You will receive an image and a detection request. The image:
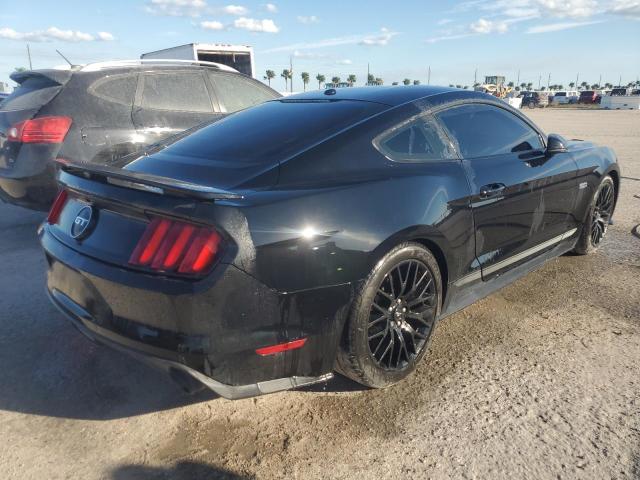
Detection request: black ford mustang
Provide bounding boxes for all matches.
[41,86,620,399]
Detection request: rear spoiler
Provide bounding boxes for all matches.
[56,159,243,201]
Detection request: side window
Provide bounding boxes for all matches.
[437,104,543,158]
[141,72,213,113]
[374,116,450,162]
[209,73,277,113]
[89,74,137,106]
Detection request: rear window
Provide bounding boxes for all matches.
[209,72,278,113]
[1,76,62,111]
[146,99,385,165]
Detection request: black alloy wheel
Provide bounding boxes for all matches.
[368,260,436,370]
[590,180,615,247]
[337,243,442,388]
[573,175,616,255]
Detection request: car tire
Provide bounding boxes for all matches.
[336,242,442,388]
[573,175,616,255]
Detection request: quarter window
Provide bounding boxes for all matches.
[209,73,277,112]
[141,72,213,113]
[89,74,137,106]
[375,116,450,162]
[437,103,543,158]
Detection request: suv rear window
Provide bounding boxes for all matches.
[151,99,386,165]
[1,76,63,112]
[141,72,213,113]
[209,72,278,112]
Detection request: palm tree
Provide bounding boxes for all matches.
[301,72,310,91]
[367,73,375,85]
[403,78,411,85]
[413,80,421,85]
[527,82,533,90]
[331,76,341,85]
[281,69,291,91]
[264,70,275,86]
[507,81,514,88]
[347,74,356,86]
[520,82,527,90]
[569,82,575,89]
[316,74,325,89]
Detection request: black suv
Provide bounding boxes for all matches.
[0,60,280,210]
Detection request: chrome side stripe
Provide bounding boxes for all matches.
[483,228,577,276]
[452,227,578,287]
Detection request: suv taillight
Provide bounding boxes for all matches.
[129,217,222,276]
[7,116,72,143]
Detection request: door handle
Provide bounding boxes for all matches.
[479,183,506,198]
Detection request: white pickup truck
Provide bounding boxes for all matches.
[551,91,579,104]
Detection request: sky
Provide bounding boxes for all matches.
[0,0,639,92]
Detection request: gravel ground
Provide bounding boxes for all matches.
[0,109,638,480]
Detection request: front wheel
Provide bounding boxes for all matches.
[337,243,442,388]
[573,175,615,255]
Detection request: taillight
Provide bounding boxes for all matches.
[47,190,68,224]
[129,217,222,276]
[7,116,72,144]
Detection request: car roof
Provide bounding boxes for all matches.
[285,85,477,107]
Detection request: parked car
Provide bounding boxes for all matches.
[41,86,620,399]
[0,60,280,210]
[610,87,631,96]
[551,91,579,104]
[578,90,599,104]
[520,91,548,108]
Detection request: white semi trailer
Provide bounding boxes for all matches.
[141,43,255,78]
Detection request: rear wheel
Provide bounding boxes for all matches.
[573,175,615,255]
[337,243,442,388]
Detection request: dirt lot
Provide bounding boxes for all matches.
[0,109,638,480]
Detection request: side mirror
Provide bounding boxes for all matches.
[546,134,567,154]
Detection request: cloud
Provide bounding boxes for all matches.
[222,4,248,15]
[469,18,509,33]
[233,17,279,33]
[96,31,115,41]
[607,0,640,19]
[200,20,225,30]
[526,19,603,32]
[292,50,328,59]
[359,27,399,46]
[426,32,475,43]
[535,0,598,18]
[264,28,399,52]
[336,59,353,65]
[297,15,319,24]
[0,26,113,42]
[437,18,453,25]
[263,3,277,13]
[145,0,207,17]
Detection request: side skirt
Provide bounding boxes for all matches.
[440,235,579,319]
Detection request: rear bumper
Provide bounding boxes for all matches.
[41,228,351,398]
[48,288,332,399]
[0,165,57,210]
